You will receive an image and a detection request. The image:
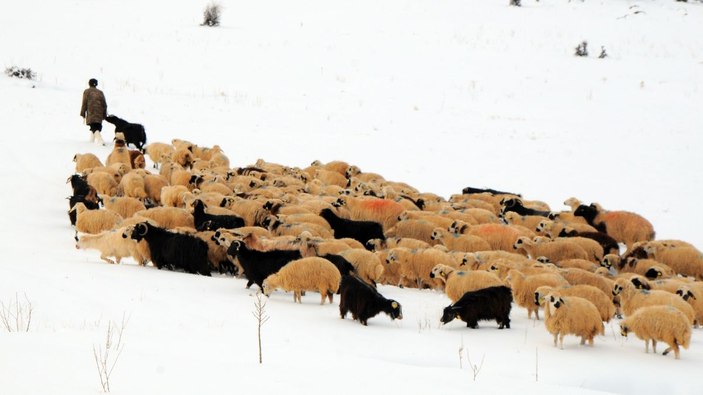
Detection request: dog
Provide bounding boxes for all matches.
[105,114,147,151]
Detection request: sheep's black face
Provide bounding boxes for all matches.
[440,306,456,324]
[613,284,622,296]
[573,204,596,220]
[534,292,541,306]
[620,324,629,337]
[389,301,403,320]
[631,278,650,290]
[644,268,661,280]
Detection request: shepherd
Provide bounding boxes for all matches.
[79,78,108,145]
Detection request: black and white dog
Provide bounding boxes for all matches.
[105,114,147,151]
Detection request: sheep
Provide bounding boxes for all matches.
[502,212,548,233]
[143,174,169,204]
[172,148,194,169]
[338,249,385,287]
[536,219,598,238]
[70,203,123,239]
[430,264,505,302]
[384,219,438,245]
[128,222,211,276]
[106,139,132,169]
[160,185,190,208]
[543,294,604,349]
[117,171,148,200]
[102,195,146,219]
[262,257,341,304]
[620,305,692,359]
[534,285,616,322]
[128,149,146,169]
[191,199,245,231]
[463,223,523,252]
[75,227,147,265]
[73,153,104,172]
[386,247,454,289]
[551,258,600,272]
[605,255,676,280]
[676,284,703,328]
[547,236,604,263]
[430,228,491,253]
[501,197,551,217]
[505,269,568,320]
[227,240,302,290]
[144,142,175,169]
[87,171,119,196]
[440,286,513,329]
[333,196,405,231]
[133,207,194,229]
[365,236,430,251]
[513,236,588,262]
[612,277,696,325]
[573,203,655,250]
[647,246,703,280]
[338,274,403,326]
[319,207,385,247]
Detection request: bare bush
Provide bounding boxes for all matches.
[252,291,269,364]
[575,41,588,57]
[0,293,33,332]
[93,314,128,392]
[202,2,222,27]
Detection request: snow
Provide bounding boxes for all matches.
[1,0,702,393]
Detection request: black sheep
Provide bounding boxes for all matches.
[127,222,211,276]
[68,174,94,197]
[192,199,245,231]
[557,228,620,255]
[339,274,403,326]
[105,114,147,151]
[500,197,550,217]
[440,285,513,329]
[319,253,355,276]
[319,208,385,247]
[226,240,301,290]
[572,204,607,233]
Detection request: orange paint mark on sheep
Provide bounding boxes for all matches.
[362,200,397,210]
[603,211,627,222]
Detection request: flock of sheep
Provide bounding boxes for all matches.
[68,135,702,359]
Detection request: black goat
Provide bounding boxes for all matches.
[440,285,513,329]
[127,222,211,276]
[226,240,301,290]
[319,208,385,247]
[67,174,94,197]
[339,274,402,326]
[105,114,147,151]
[319,253,355,276]
[462,186,521,197]
[192,199,245,231]
[500,197,550,217]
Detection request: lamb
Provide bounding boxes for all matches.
[262,257,341,304]
[612,277,695,325]
[70,203,123,239]
[191,199,245,231]
[430,228,491,253]
[73,153,104,172]
[534,284,616,322]
[430,264,505,302]
[102,195,146,219]
[505,269,568,320]
[76,227,147,265]
[573,203,655,250]
[227,240,302,290]
[338,249,385,287]
[440,285,513,329]
[513,236,589,262]
[339,274,403,326]
[319,207,385,247]
[620,305,692,359]
[543,294,604,349]
[105,115,147,150]
[128,222,211,276]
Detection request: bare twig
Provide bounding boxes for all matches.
[93,314,128,392]
[0,293,33,332]
[252,292,270,364]
[466,349,485,381]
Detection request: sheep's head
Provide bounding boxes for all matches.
[619,323,630,337]
[630,277,650,290]
[536,256,550,264]
[430,228,443,241]
[513,236,530,250]
[549,295,564,310]
[573,204,597,221]
[385,250,398,264]
[131,223,149,241]
[676,287,696,301]
[332,196,347,208]
[601,254,619,269]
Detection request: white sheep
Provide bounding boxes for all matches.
[73,153,104,172]
[262,256,341,304]
[75,227,147,265]
[505,269,568,320]
[70,203,123,238]
[338,249,385,286]
[620,305,692,359]
[612,277,695,325]
[386,247,455,289]
[102,195,146,219]
[544,294,604,349]
[649,246,703,280]
[513,236,588,262]
[535,284,616,322]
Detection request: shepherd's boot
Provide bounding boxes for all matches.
[94,131,105,146]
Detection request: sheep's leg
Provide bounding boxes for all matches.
[580,337,586,345]
[534,308,540,321]
[651,339,657,354]
[644,340,650,354]
[319,291,326,305]
[327,291,334,304]
[559,333,565,350]
[100,255,116,265]
[553,333,559,347]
